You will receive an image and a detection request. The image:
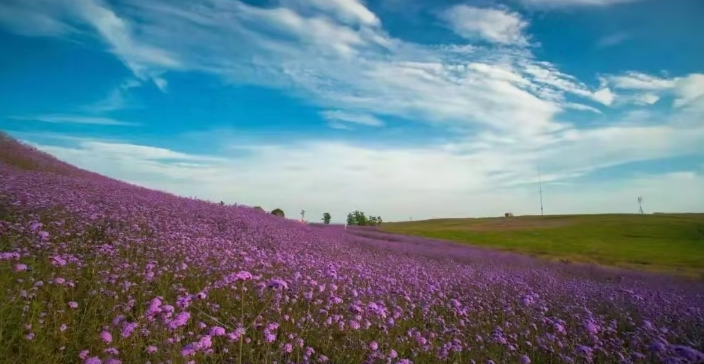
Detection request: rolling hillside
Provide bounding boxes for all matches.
[383,214,704,276]
[2,133,704,363]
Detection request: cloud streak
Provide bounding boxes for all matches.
[440,6,529,46]
[518,0,641,7]
[9,115,139,126]
[596,33,630,48]
[321,110,385,127]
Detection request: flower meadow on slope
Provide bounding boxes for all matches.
[1,136,704,364]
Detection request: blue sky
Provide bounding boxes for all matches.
[1,0,703,222]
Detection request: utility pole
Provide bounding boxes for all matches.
[538,163,544,216]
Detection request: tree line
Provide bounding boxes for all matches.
[246,207,382,227]
[320,211,383,226]
[345,210,382,226]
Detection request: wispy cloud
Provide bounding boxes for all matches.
[153,77,168,92]
[82,79,142,112]
[596,32,630,48]
[0,0,181,85]
[74,0,181,81]
[592,88,615,106]
[321,110,385,127]
[281,0,381,27]
[603,71,704,108]
[9,114,139,126]
[673,74,704,108]
[606,72,676,90]
[327,121,354,130]
[440,6,528,46]
[518,0,641,7]
[0,0,74,37]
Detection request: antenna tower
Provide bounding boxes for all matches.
[538,164,544,216]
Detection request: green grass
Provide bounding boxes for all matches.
[382,213,704,276]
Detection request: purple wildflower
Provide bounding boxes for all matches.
[209,326,226,336]
[168,311,191,330]
[120,322,138,338]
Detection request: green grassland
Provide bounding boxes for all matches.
[382,213,704,277]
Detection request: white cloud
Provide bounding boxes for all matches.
[604,72,704,109]
[281,0,380,27]
[321,110,385,127]
[0,0,74,37]
[440,5,528,46]
[71,0,181,80]
[153,77,168,92]
[327,121,354,130]
[592,88,615,106]
[0,0,180,84]
[83,78,142,112]
[9,115,139,126]
[519,0,641,7]
[607,72,676,91]
[633,93,660,105]
[673,74,704,108]
[518,61,611,105]
[75,141,225,162]
[565,103,602,114]
[26,127,704,222]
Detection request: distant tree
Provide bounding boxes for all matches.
[253,206,265,212]
[271,208,285,217]
[219,201,225,206]
[322,212,332,224]
[346,210,384,226]
[346,213,355,225]
[355,210,367,226]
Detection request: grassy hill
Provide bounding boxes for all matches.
[382,213,704,276]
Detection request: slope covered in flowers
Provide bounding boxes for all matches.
[1,135,704,364]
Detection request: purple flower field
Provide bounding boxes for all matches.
[1,135,704,364]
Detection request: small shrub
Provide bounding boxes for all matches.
[271,208,285,217]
